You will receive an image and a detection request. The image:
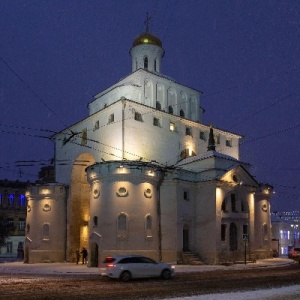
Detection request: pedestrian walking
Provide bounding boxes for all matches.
[81,247,88,264]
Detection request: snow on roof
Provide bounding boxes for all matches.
[176,151,240,167]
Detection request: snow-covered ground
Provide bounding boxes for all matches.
[0,258,299,299]
[165,285,300,300]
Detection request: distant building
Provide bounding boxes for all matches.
[0,180,29,259]
[271,211,300,256]
[25,29,274,265]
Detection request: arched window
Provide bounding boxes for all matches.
[263,224,268,241]
[154,58,157,71]
[118,213,127,231]
[229,222,237,251]
[156,101,161,110]
[168,105,173,114]
[180,109,185,117]
[144,56,148,69]
[231,194,237,212]
[43,223,50,240]
[180,148,196,159]
[146,215,152,230]
[117,213,128,239]
[93,216,98,226]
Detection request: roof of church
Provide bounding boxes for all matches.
[175,150,242,167]
[133,32,162,47]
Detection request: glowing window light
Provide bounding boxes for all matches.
[147,170,155,177]
[169,122,175,131]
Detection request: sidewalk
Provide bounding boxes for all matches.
[0,258,295,275]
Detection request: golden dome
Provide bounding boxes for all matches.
[133,32,162,48]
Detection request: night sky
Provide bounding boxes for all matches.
[1,1,299,212]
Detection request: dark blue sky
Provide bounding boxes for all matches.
[0,1,299,211]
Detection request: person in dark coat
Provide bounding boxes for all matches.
[81,247,88,264]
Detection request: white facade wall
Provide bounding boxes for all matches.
[89,69,202,122]
[54,100,241,185]
[25,184,67,263]
[87,162,162,262]
[130,44,164,73]
[254,186,273,258]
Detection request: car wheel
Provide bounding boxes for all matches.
[120,271,131,282]
[161,269,171,279]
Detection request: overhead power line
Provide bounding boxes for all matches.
[0,56,71,132]
[203,66,300,98]
[240,122,300,145]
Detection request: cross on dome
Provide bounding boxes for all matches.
[144,12,151,33]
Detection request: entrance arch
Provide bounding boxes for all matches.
[90,242,99,267]
[229,222,238,251]
[183,225,189,252]
[68,153,95,262]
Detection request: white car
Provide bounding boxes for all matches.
[99,255,175,282]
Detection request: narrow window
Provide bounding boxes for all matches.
[263,224,268,241]
[221,224,227,241]
[183,190,189,201]
[168,105,173,114]
[118,213,127,231]
[81,128,87,145]
[108,113,114,124]
[94,120,99,131]
[231,194,237,212]
[93,216,98,227]
[43,223,50,240]
[243,225,248,235]
[229,223,238,251]
[134,112,143,122]
[154,59,157,71]
[169,122,175,131]
[146,215,152,230]
[226,139,232,147]
[18,218,26,230]
[19,194,26,207]
[144,56,148,69]
[6,242,13,254]
[186,127,192,136]
[214,134,220,144]
[156,101,161,110]
[153,117,160,127]
[145,215,153,238]
[200,131,206,140]
[180,109,185,117]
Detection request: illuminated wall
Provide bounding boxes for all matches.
[25,184,67,263]
[87,161,163,263]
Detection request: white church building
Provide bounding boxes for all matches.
[25,29,273,265]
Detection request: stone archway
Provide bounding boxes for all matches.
[68,153,95,262]
[183,225,189,252]
[90,242,99,267]
[230,222,238,251]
